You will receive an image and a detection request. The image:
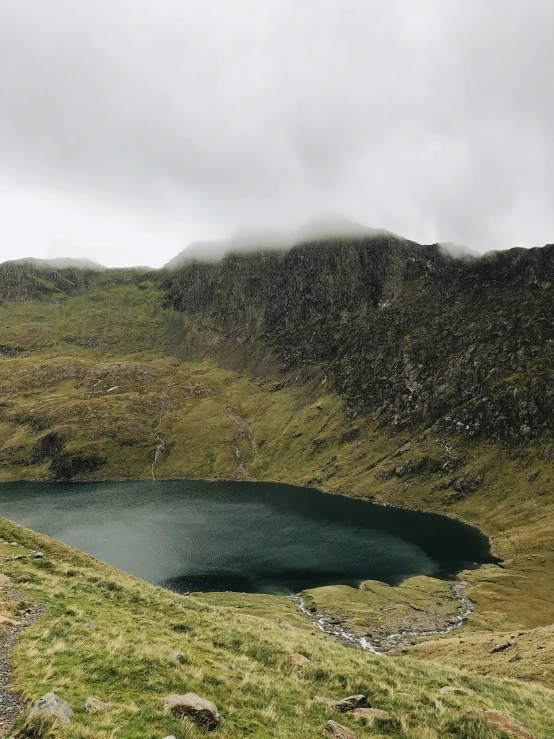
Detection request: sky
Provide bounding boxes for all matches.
[1,0,553,268]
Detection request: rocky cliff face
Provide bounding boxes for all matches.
[163,236,554,442]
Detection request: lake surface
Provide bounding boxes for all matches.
[0,480,496,594]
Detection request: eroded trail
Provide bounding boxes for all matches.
[0,576,45,736]
[293,580,475,655]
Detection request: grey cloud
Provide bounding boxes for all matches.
[0,0,553,265]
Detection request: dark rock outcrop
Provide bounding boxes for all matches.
[164,236,554,443]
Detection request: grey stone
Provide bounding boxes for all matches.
[163,693,220,731]
[28,692,73,724]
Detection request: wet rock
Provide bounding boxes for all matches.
[286,653,311,668]
[467,709,537,739]
[323,720,357,738]
[85,696,112,713]
[28,692,73,724]
[163,693,220,731]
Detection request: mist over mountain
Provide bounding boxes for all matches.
[7,256,106,270]
[165,217,422,269]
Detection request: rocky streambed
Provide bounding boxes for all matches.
[293,580,475,655]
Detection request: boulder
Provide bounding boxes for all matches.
[439,686,468,695]
[276,619,293,630]
[168,651,187,663]
[85,696,112,713]
[351,707,391,720]
[323,720,357,738]
[28,692,73,724]
[467,709,536,739]
[334,695,368,713]
[315,695,368,713]
[286,653,311,668]
[490,639,515,653]
[30,551,44,559]
[163,693,220,731]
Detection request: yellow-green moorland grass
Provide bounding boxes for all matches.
[2,519,554,739]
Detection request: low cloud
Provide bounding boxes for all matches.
[1,0,553,266]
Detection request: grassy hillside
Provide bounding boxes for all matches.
[0,265,553,715]
[3,518,554,739]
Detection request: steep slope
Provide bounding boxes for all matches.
[0,240,553,701]
[164,236,554,440]
[3,518,554,739]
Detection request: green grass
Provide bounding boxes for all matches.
[1,279,554,701]
[2,520,554,739]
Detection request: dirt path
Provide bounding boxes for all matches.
[0,578,45,737]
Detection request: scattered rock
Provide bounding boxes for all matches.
[213,661,230,671]
[508,654,522,662]
[467,709,537,739]
[162,736,177,739]
[439,686,468,695]
[0,616,20,626]
[169,651,187,663]
[10,543,17,547]
[334,696,368,713]
[286,653,311,668]
[85,696,112,713]
[133,609,144,615]
[315,695,368,713]
[527,472,539,482]
[0,574,11,585]
[323,720,357,738]
[276,619,293,630]
[351,707,391,720]
[12,555,24,561]
[30,552,44,559]
[163,693,220,731]
[28,692,73,724]
[84,622,97,630]
[490,639,515,653]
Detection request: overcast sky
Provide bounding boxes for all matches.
[1,0,553,267]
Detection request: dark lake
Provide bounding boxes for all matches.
[0,480,495,594]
